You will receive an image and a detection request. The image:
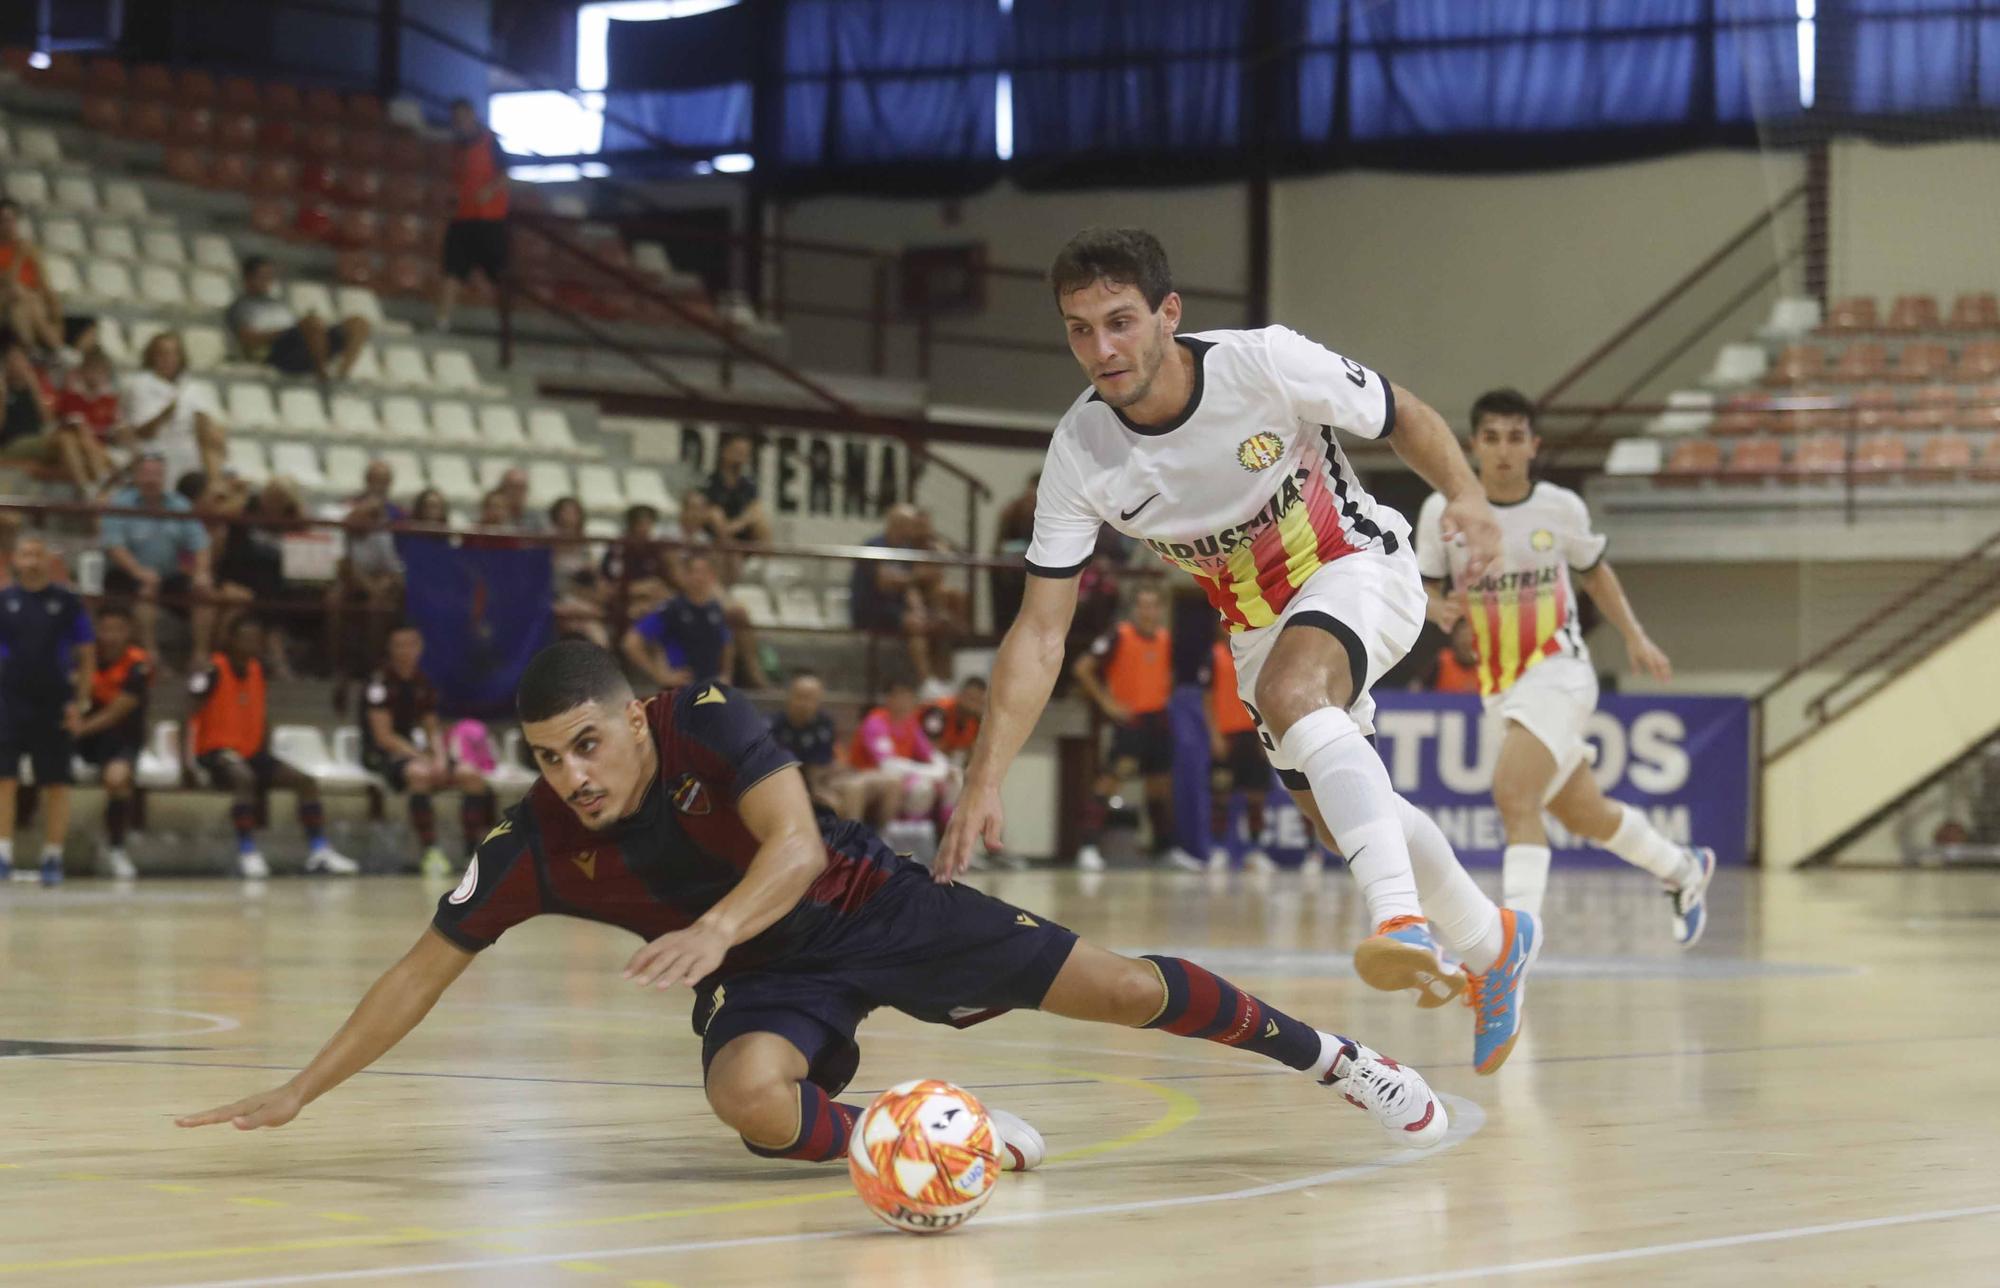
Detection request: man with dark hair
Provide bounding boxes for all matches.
[768,671,838,809]
[1070,585,1196,872]
[0,537,93,885]
[622,551,733,688]
[702,431,773,546]
[178,640,1449,1165]
[943,226,1539,1077]
[188,616,358,879]
[360,625,495,879]
[601,502,670,614]
[227,256,371,381]
[76,603,152,879]
[921,676,986,765]
[1416,387,1714,943]
[436,98,510,333]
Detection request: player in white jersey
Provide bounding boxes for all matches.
[936,227,1542,1075]
[1415,389,1716,944]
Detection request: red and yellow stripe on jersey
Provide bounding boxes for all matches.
[1150,467,1360,632]
[1466,570,1572,697]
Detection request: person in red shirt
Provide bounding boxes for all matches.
[436,99,511,332]
[0,199,64,354]
[53,347,118,487]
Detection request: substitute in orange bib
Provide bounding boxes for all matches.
[1416,388,1714,945]
[1070,585,1198,871]
[188,616,358,879]
[1203,631,1288,875]
[920,676,987,766]
[75,604,151,879]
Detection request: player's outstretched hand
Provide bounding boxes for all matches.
[934,781,1002,884]
[176,1083,304,1131]
[1441,492,1504,583]
[625,923,731,991]
[1628,634,1673,684]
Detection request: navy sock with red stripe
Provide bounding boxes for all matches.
[408,794,436,847]
[741,1080,863,1162]
[1141,955,1325,1071]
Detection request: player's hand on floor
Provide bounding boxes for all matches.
[625,923,731,990]
[935,783,1003,884]
[1628,634,1673,683]
[1441,492,1504,583]
[175,1083,304,1131]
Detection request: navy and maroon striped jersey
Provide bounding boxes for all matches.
[430,683,914,972]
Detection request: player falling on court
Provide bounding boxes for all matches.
[936,227,1540,1075]
[1415,389,1716,943]
[177,641,1450,1157]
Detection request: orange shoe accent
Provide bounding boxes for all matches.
[1373,914,1428,936]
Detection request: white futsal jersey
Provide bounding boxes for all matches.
[1025,326,1405,629]
[1414,482,1608,697]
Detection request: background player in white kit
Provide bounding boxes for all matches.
[937,227,1542,1075]
[1416,389,1716,944]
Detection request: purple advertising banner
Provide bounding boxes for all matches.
[1223,692,1753,867]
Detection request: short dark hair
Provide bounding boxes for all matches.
[960,676,987,692]
[1468,388,1536,434]
[242,254,271,279]
[0,198,18,216]
[95,602,132,624]
[229,615,264,640]
[624,503,659,527]
[516,639,635,723]
[1049,227,1173,311]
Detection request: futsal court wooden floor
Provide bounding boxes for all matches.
[3,864,1997,1287]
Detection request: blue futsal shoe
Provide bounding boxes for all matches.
[1668,847,1717,948]
[1354,916,1467,1009]
[1465,908,1541,1076]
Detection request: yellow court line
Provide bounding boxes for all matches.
[0,1062,1199,1278]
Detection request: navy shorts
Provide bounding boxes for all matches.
[1107,710,1173,776]
[1212,730,1272,793]
[0,703,75,786]
[695,863,1079,1097]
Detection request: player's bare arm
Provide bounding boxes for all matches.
[1577,560,1671,683]
[1388,383,1502,582]
[935,571,1081,881]
[624,764,827,990]
[1422,576,1463,631]
[175,926,474,1130]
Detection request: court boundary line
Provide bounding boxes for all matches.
[152,1097,1486,1288]
[1314,1199,2000,1287]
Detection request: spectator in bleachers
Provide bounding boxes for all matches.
[212,475,306,677]
[124,331,225,482]
[409,488,450,526]
[0,536,92,885]
[227,256,371,382]
[327,477,406,683]
[601,502,671,613]
[703,431,773,547]
[547,496,608,647]
[768,670,842,813]
[187,615,358,879]
[103,452,217,663]
[921,675,986,766]
[487,467,544,533]
[0,199,64,356]
[848,678,960,830]
[359,624,495,879]
[851,503,969,698]
[666,487,716,586]
[1,340,102,493]
[53,347,119,489]
[991,471,1038,630]
[621,550,733,689]
[435,98,510,335]
[76,603,150,880]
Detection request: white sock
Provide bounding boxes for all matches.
[1396,796,1505,972]
[41,843,61,862]
[0,839,13,865]
[1309,1030,1345,1081]
[1502,844,1552,919]
[1600,804,1691,885]
[1279,707,1421,926]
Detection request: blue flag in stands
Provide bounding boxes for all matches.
[395,537,553,717]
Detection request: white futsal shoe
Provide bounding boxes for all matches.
[1207,845,1231,873]
[1159,846,1205,872]
[236,849,270,880]
[1320,1036,1448,1148]
[306,846,360,876]
[989,1107,1045,1172]
[1243,848,1277,874]
[1075,844,1106,872]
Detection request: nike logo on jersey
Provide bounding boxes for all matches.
[1120,493,1163,521]
[695,685,727,705]
[1014,913,1039,928]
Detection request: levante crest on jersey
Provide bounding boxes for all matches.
[1236,431,1284,472]
[672,773,711,815]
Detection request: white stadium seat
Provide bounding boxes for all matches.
[380,449,427,492]
[128,319,166,361]
[576,464,626,513]
[623,468,674,515]
[1702,342,1768,389]
[138,264,190,310]
[4,170,51,208]
[731,584,778,628]
[822,585,852,628]
[429,400,479,445]
[142,228,189,267]
[379,395,428,441]
[182,376,222,418]
[103,180,149,219]
[136,721,182,790]
[490,729,538,794]
[382,346,430,388]
[81,260,135,305]
[40,252,82,298]
[426,453,481,505]
[632,241,671,275]
[271,726,371,790]
[269,442,328,491]
[54,175,99,212]
[324,445,369,496]
[40,216,87,258]
[188,268,234,312]
[226,382,281,433]
[477,404,528,450]
[288,281,337,320]
[777,585,825,628]
[95,315,132,364]
[476,455,512,492]
[278,387,331,435]
[181,325,229,372]
[91,220,138,261]
[1605,439,1665,476]
[345,344,385,385]
[226,438,271,485]
[528,407,589,456]
[330,394,382,438]
[192,233,239,276]
[16,127,62,165]
[527,461,572,508]
[431,349,485,393]
[334,286,386,328]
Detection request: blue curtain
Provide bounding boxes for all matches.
[603,86,754,154]
[1716,0,1806,125]
[779,0,1002,175]
[1826,0,2000,114]
[1009,0,1248,178]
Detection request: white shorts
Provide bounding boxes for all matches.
[1228,541,1427,785]
[1487,654,1599,805]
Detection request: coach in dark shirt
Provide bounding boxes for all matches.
[621,551,733,687]
[0,536,94,883]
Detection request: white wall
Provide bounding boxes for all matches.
[1828,139,2000,302]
